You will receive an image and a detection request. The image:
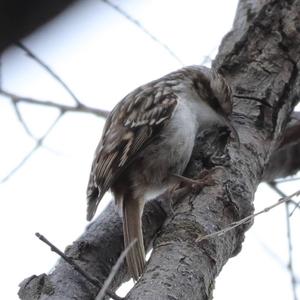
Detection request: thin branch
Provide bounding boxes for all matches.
[268,183,299,300]
[0,112,63,183]
[96,239,136,300]
[290,200,300,216]
[275,177,300,183]
[196,189,300,242]
[10,99,63,155]
[16,41,83,106]
[0,88,109,118]
[256,238,287,269]
[11,100,36,139]
[102,0,184,66]
[269,182,300,214]
[285,203,298,300]
[35,232,123,300]
[272,177,300,211]
[0,86,109,183]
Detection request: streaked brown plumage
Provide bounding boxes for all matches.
[86,66,237,280]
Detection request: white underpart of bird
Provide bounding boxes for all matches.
[86,65,237,281]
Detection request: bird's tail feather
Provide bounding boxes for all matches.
[86,188,105,221]
[122,196,145,281]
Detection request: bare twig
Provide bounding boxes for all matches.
[256,238,287,269]
[269,183,300,217]
[0,112,63,183]
[271,178,300,211]
[275,177,300,183]
[96,239,136,300]
[1,88,109,118]
[16,41,83,106]
[0,86,109,183]
[11,100,36,139]
[35,232,123,300]
[10,99,63,154]
[268,183,299,300]
[196,189,300,242]
[285,203,298,300]
[102,0,184,66]
[200,46,218,66]
[289,200,300,216]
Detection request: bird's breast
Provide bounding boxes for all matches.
[130,100,199,197]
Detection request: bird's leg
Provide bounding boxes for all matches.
[171,170,214,191]
[169,167,224,199]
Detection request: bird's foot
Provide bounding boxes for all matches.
[170,167,224,195]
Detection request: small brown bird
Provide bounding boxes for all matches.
[86,66,238,280]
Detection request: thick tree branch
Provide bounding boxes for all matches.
[34,232,122,300]
[19,198,168,300]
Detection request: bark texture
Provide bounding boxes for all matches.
[19,1,300,299]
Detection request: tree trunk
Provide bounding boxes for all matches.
[19,1,300,299]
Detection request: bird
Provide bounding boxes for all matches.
[86,65,238,281]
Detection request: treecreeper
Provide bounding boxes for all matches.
[86,66,238,280]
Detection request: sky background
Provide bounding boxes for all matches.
[0,0,299,299]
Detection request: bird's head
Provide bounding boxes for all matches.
[185,66,239,145]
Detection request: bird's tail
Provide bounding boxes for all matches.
[122,195,145,281]
[86,186,106,221]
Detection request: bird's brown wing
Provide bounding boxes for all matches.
[86,84,178,220]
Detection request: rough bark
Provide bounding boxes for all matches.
[19,1,300,299]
